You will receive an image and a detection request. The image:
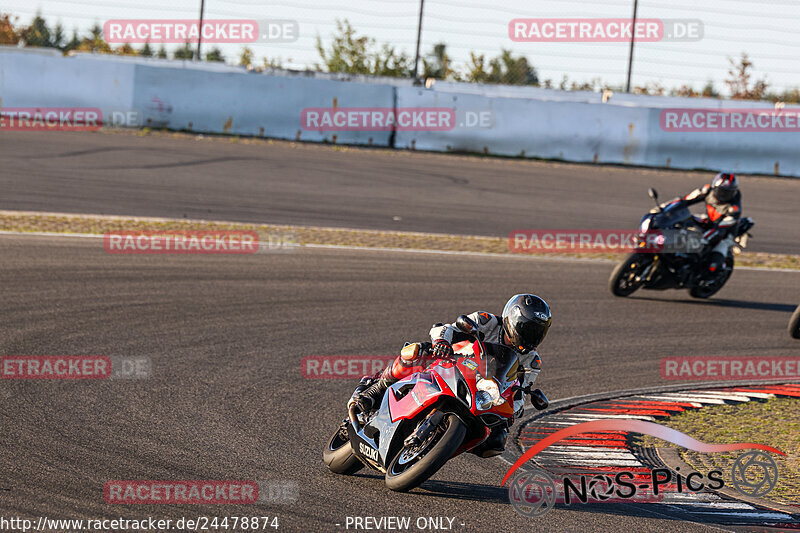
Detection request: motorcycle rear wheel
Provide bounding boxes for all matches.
[609,253,650,297]
[384,413,466,492]
[789,305,800,339]
[323,422,363,475]
[690,254,734,299]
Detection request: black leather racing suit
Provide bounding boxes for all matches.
[680,184,742,263]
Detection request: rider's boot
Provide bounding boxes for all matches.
[352,367,398,412]
[471,426,508,458]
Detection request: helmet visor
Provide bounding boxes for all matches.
[514,318,550,353]
[714,186,736,202]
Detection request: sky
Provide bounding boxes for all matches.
[4,0,800,95]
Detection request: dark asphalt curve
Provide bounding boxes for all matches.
[1,131,798,254]
[1,235,798,532]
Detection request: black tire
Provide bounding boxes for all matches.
[690,254,734,299]
[609,253,650,297]
[384,413,466,492]
[789,305,800,339]
[323,423,363,475]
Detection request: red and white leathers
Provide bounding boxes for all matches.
[682,183,742,257]
[380,310,541,415]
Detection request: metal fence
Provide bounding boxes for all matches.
[2,0,799,97]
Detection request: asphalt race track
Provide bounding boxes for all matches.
[1,235,798,532]
[2,133,799,532]
[1,131,800,254]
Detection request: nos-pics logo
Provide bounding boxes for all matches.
[503,419,782,518]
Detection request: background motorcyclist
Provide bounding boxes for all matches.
[663,172,742,272]
[350,294,552,457]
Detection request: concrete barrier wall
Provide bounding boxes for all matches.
[396,87,800,175]
[641,108,800,176]
[395,87,651,165]
[131,63,394,145]
[0,48,136,111]
[1,48,798,176]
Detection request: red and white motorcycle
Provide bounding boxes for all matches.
[323,315,548,491]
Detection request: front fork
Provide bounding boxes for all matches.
[404,409,445,447]
[638,255,657,283]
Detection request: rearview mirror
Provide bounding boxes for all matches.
[648,187,659,201]
[455,315,478,335]
[530,388,550,411]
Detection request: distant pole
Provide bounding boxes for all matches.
[196,0,206,60]
[625,0,638,92]
[412,0,425,81]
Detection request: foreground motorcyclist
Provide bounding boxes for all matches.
[349,294,551,457]
[661,172,742,273]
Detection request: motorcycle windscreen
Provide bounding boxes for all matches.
[655,204,692,227]
[478,342,520,384]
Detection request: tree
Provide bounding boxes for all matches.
[140,41,153,57]
[372,43,410,77]
[633,81,665,95]
[488,49,538,85]
[726,53,768,100]
[21,13,52,47]
[173,42,194,60]
[571,78,603,91]
[239,47,253,67]
[767,87,800,104]
[422,43,454,80]
[262,56,285,69]
[52,22,66,49]
[316,19,371,74]
[64,29,80,52]
[315,19,413,77]
[701,80,718,98]
[0,13,21,44]
[205,47,224,62]
[463,52,490,83]
[157,45,168,59]
[75,23,111,53]
[115,43,137,56]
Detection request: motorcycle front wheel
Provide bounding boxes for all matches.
[789,305,800,339]
[609,253,651,297]
[323,421,363,475]
[384,413,466,492]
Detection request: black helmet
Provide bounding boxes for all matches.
[712,172,738,203]
[502,294,551,354]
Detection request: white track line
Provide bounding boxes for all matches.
[553,413,659,421]
[640,394,727,405]
[1,231,798,272]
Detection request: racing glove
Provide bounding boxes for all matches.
[432,339,454,359]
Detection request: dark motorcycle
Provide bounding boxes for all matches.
[322,315,548,492]
[609,188,754,299]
